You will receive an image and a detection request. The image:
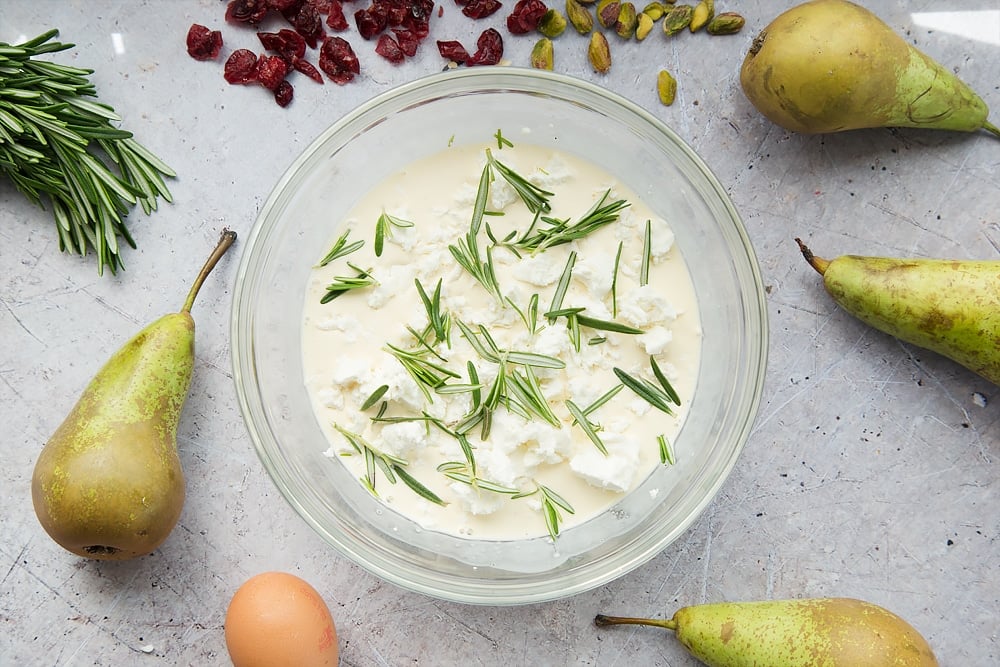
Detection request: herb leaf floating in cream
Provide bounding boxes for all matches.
[595,598,939,666]
[0,30,176,274]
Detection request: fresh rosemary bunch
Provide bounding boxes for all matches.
[0,30,175,274]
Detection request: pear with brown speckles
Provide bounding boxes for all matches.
[796,239,1000,386]
[31,230,236,560]
[740,0,999,138]
[595,598,938,666]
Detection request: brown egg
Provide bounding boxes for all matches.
[225,572,339,667]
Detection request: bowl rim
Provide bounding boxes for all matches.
[231,67,769,604]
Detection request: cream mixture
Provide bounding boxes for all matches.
[301,139,701,541]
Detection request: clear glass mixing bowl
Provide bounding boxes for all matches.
[231,68,767,604]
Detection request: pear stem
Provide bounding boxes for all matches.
[181,228,238,314]
[983,121,1000,139]
[795,237,830,275]
[594,614,679,632]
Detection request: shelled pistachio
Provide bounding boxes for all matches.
[706,11,744,35]
[663,4,693,35]
[531,37,555,70]
[657,69,677,105]
[539,9,568,37]
[615,3,638,38]
[567,0,595,33]
[588,31,612,72]
[689,0,714,31]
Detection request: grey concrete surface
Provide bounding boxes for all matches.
[2,1,997,665]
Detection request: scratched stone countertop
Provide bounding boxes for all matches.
[1,1,997,665]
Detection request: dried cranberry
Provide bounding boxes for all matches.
[319,36,360,84]
[326,0,350,30]
[294,58,325,83]
[255,54,290,90]
[462,0,501,19]
[506,0,547,34]
[354,6,387,39]
[283,1,326,48]
[226,0,270,24]
[468,27,502,65]
[186,24,223,61]
[311,0,333,12]
[279,28,308,58]
[380,0,408,26]
[257,30,305,61]
[436,40,470,63]
[403,0,435,34]
[267,0,303,11]
[374,34,405,63]
[274,79,295,106]
[392,28,421,56]
[224,49,260,83]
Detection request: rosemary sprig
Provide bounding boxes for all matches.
[580,384,624,416]
[320,264,377,304]
[415,278,451,346]
[650,356,681,405]
[611,240,624,318]
[333,423,444,505]
[515,189,629,253]
[437,461,520,494]
[493,128,513,150]
[613,362,679,415]
[317,229,364,267]
[360,385,389,410]
[576,314,644,335]
[566,399,608,455]
[384,343,461,402]
[548,251,577,323]
[640,219,652,286]
[506,366,561,427]
[658,434,676,465]
[512,483,575,540]
[449,231,504,302]
[543,307,643,336]
[486,148,553,215]
[506,292,540,335]
[1,30,176,274]
[374,210,414,257]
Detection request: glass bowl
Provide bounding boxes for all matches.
[231,68,767,605]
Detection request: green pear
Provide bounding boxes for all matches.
[595,597,938,666]
[31,229,237,560]
[796,239,1000,385]
[740,0,999,138]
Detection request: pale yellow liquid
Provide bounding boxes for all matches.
[301,141,701,540]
